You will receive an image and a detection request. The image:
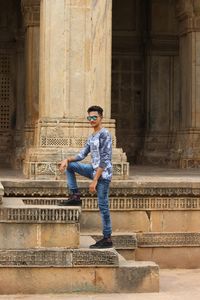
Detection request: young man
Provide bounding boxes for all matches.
[59,105,113,249]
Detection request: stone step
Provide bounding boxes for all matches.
[0,198,81,249]
[85,232,200,268]
[0,247,159,294]
[5,195,200,233]
[0,247,119,268]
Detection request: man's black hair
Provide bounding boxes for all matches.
[87,105,103,116]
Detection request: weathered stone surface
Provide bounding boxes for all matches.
[115,260,159,293]
[0,182,3,205]
[0,248,118,268]
[72,249,119,267]
[92,234,137,249]
[0,199,80,248]
[81,211,150,233]
[21,195,200,211]
[151,211,200,232]
[0,205,81,223]
[0,223,80,249]
[0,249,72,267]
[0,260,159,293]
[4,179,200,198]
[137,232,200,247]
[135,247,200,268]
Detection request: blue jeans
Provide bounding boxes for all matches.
[66,162,112,238]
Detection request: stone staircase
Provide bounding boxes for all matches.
[2,178,200,269]
[0,186,159,294]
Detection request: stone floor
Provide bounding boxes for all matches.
[0,269,199,299]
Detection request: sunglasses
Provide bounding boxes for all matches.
[87,116,98,121]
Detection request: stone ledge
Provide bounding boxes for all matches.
[21,196,200,211]
[0,248,118,267]
[137,232,200,247]
[0,260,159,293]
[91,232,200,248]
[4,180,200,197]
[92,234,137,249]
[0,206,80,223]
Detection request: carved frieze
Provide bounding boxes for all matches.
[0,248,119,267]
[137,232,200,247]
[4,183,200,198]
[73,249,119,266]
[0,207,80,223]
[24,161,129,180]
[0,250,72,267]
[21,196,200,211]
[92,235,137,249]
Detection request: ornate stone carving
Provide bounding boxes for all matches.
[0,250,72,267]
[35,119,117,148]
[21,0,40,27]
[73,249,119,266]
[0,207,80,223]
[4,182,200,198]
[24,161,129,180]
[0,248,119,267]
[92,235,137,249]
[21,196,200,211]
[137,232,200,247]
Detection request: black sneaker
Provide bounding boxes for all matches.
[58,193,82,206]
[89,237,113,249]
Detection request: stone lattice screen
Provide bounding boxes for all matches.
[0,52,11,130]
[0,51,15,163]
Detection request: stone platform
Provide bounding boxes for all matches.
[0,197,80,249]
[0,178,160,294]
[2,165,200,269]
[0,237,159,294]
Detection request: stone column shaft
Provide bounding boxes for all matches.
[175,0,200,167]
[39,0,111,119]
[21,0,40,128]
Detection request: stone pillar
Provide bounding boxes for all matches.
[174,0,200,167]
[141,0,180,166]
[21,0,40,145]
[24,0,128,179]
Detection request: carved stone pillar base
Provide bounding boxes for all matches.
[169,129,200,168]
[14,125,35,170]
[23,118,129,179]
[139,132,175,166]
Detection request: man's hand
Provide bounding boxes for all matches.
[89,180,98,193]
[59,158,68,172]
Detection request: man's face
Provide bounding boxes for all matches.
[87,111,102,128]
